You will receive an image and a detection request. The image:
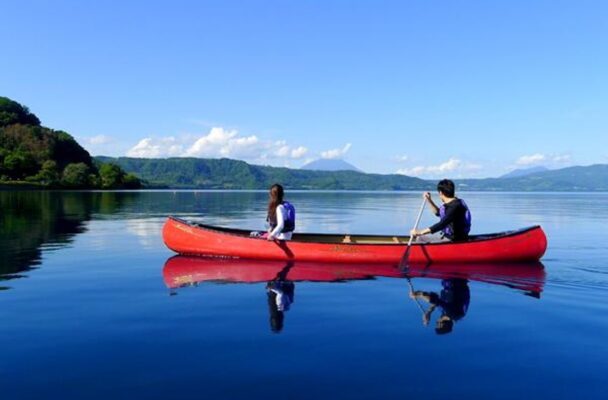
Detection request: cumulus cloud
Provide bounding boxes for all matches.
[552,154,571,163]
[126,127,308,164]
[184,127,262,158]
[396,158,482,177]
[516,153,546,166]
[321,143,352,159]
[87,135,112,145]
[513,152,573,168]
[290,146,308,159]
[127,137,184,158]
[79,134,128,156]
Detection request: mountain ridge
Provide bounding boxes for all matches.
[301,159,361,172]
[96,156,608,191]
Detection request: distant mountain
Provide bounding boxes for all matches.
[95,156,608,191]
[96,156,428,190]
[301,159,361,172]
[458,164,608,191]
[500,166,549,178]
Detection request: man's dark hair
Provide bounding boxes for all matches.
[437,179,455,198]
[435,318,454,335]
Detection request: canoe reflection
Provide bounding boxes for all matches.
[162,256,545,333]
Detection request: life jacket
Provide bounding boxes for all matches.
[439,199,471,238]
[268,201,296,233]
[439,279,470,321]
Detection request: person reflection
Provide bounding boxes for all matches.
[266,262,295,333]
[409,278,470,335]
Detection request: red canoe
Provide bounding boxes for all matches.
[163,256,546,295]
[162,217,547,264]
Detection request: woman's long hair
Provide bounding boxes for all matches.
[267,183,284,223]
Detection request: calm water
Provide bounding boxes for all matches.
[1,191,607,399]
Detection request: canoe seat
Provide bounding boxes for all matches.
[342,235,352,243]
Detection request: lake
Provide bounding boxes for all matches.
[1,190,607,399]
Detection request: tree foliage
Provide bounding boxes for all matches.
[61,163,90,187]
[0,97,141,189]
[98,163,140,189]
[0,97,41,127]
[95,156,431,190]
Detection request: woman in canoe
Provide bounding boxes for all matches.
[264,183,296,241]
[410,179,472,242]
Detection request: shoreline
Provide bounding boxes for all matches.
[1,184,607,193]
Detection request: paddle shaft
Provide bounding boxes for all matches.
[407,277,426,314]
[401,197,427,265]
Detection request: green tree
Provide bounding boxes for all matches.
[34,160,60,185]
[3,149,37,179]
[88,174,100,188]
[61,163,90,188]
[52,130,93,170]
[99,163,123,188]
[0,97,41,127]
[122,173,141,189]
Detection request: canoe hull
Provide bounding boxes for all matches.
[162,217,547,264]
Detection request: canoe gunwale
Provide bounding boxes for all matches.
[166,216,542,247]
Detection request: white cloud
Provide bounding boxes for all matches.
[128,138,164,158]
[126,127,307,164]
[127,137,184,158]
[88,135,112,145]
[321,143,352,159]
[516,153,546,166]
[512,153,573,169]
[552,154,571,163]
[396,158,482,177]
[184,127,255,158]
[291,146,308,159]
[80,134,127,156]
[396,155,409,162]
[274,141,291,158]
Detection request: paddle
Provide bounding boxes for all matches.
[407,277,426,313]
[399,196,427,268]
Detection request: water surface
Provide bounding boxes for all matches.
[1,191,607,399]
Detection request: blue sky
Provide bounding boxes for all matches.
[2,0,607,177]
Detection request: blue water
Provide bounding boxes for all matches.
[1,191,607,399]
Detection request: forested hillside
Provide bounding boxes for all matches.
[0,97,140,189]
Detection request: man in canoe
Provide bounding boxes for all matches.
[410,179,471,242]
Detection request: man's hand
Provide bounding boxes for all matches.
[411,228,430,237]
[423,312,431,326]
[423,192,432,201]
[266,234,275,241]
[410,228,423,237]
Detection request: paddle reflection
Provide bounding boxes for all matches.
[162,256,545,334]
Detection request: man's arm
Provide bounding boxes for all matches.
[409,193,440,237]
[424,192,440,216]
[427,202,459,234]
